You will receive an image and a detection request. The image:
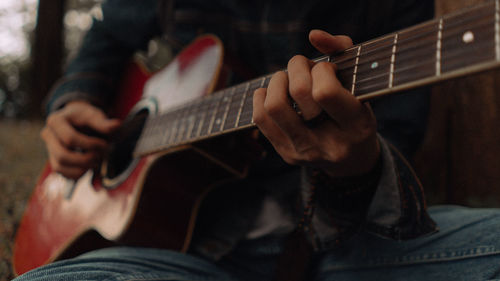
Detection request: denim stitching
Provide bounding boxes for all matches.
[323,246,500,271]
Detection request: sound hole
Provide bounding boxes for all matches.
[101,109,149,188]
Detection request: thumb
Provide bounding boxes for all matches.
[309,30,353,54]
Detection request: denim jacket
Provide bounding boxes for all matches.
[47,0,437,259]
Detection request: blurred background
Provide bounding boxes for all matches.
[1,0,500,279]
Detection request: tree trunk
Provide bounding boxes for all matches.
[30,0,65,118]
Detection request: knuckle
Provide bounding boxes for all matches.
[282,155,299,166]
[301,150,322,163]
[252,111,265,125]
[271,70,288,84]
[263,98,282,117]
[312,83,340,104]
[49,158,63,172]
[46,114,58,127]
[40,127,48,140]
[314,61,334,72]
[289,79,311,100]
[288,55,307,67]
[329,144,351,163]
[252,112,262,124]
[60,134,78,148]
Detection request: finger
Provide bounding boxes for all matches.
[311,62,367,128]
[41,127,101,170]
[264,71,308,139]
[65,102,122,134]
[309,30,353,54]
[287,55,322,120]
[46,113,108,151]
[252,88,293,152]
[48,154,88,179]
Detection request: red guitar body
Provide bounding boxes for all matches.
[13,35,250,275]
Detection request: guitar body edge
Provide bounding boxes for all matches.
[13,35,232,276]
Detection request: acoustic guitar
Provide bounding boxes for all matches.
[13,1,500,275]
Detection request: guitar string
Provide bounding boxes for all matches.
[137,1,499,154]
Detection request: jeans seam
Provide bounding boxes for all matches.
[323,246,500,271]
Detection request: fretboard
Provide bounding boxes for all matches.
[134,0,500,157]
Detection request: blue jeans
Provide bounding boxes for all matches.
[14,206,500,281]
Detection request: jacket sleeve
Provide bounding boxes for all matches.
[304,136,437,251]
[45,0,161,113]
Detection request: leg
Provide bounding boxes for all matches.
[314,206,500,281]
[14,247,238,281]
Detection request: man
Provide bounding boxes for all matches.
[15,0,500,280]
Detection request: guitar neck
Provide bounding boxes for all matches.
[134,0,500,157]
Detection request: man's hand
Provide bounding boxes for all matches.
[40,101,121,179]
[253,30,380,177]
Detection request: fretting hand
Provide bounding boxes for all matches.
[253,30,380,178]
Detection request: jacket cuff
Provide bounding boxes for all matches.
[363,136,437,240]
[303,135,437,251]
[45,72,114,114]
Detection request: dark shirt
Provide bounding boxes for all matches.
[47,0,437,259]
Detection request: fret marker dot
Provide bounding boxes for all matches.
[215,118,221,125]
[371,62,379,69]
[462,31,474,44]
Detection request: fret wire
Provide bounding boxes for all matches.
[207,95,223,134]
[185,112,196,140]
[235,81,252,127]
[189,98,206,139]
[354,33,495,87]
[496,0,500,60]
[240,90,255,125]
[147,117,158,151]
[359,41,394,59]
[155,114,167,147]
[331,6,494,74]
[168,110,184,145]
[389,34,398,88]
[334,24,451,77]
[137,118,154,153]
[332,47,361,65]
[262,75,272,88]
[174,108,189,143]
[436,18,443,76]
[342,18,497,86]
[195,100,209,138]
[328,4,494,73]
[355,38,493,87]
[351,45,362,94]
[147,115,160,148]
[312,55,331,63]
[180,104,196,143]
[134,2,500,158]
[187,103,200,140]
[393,37,436,61]
[351,22,494,81]
[357,34,496,88]
[220,87,236,130]
[175,108,190,144]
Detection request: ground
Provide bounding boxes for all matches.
[0,120,46,280]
